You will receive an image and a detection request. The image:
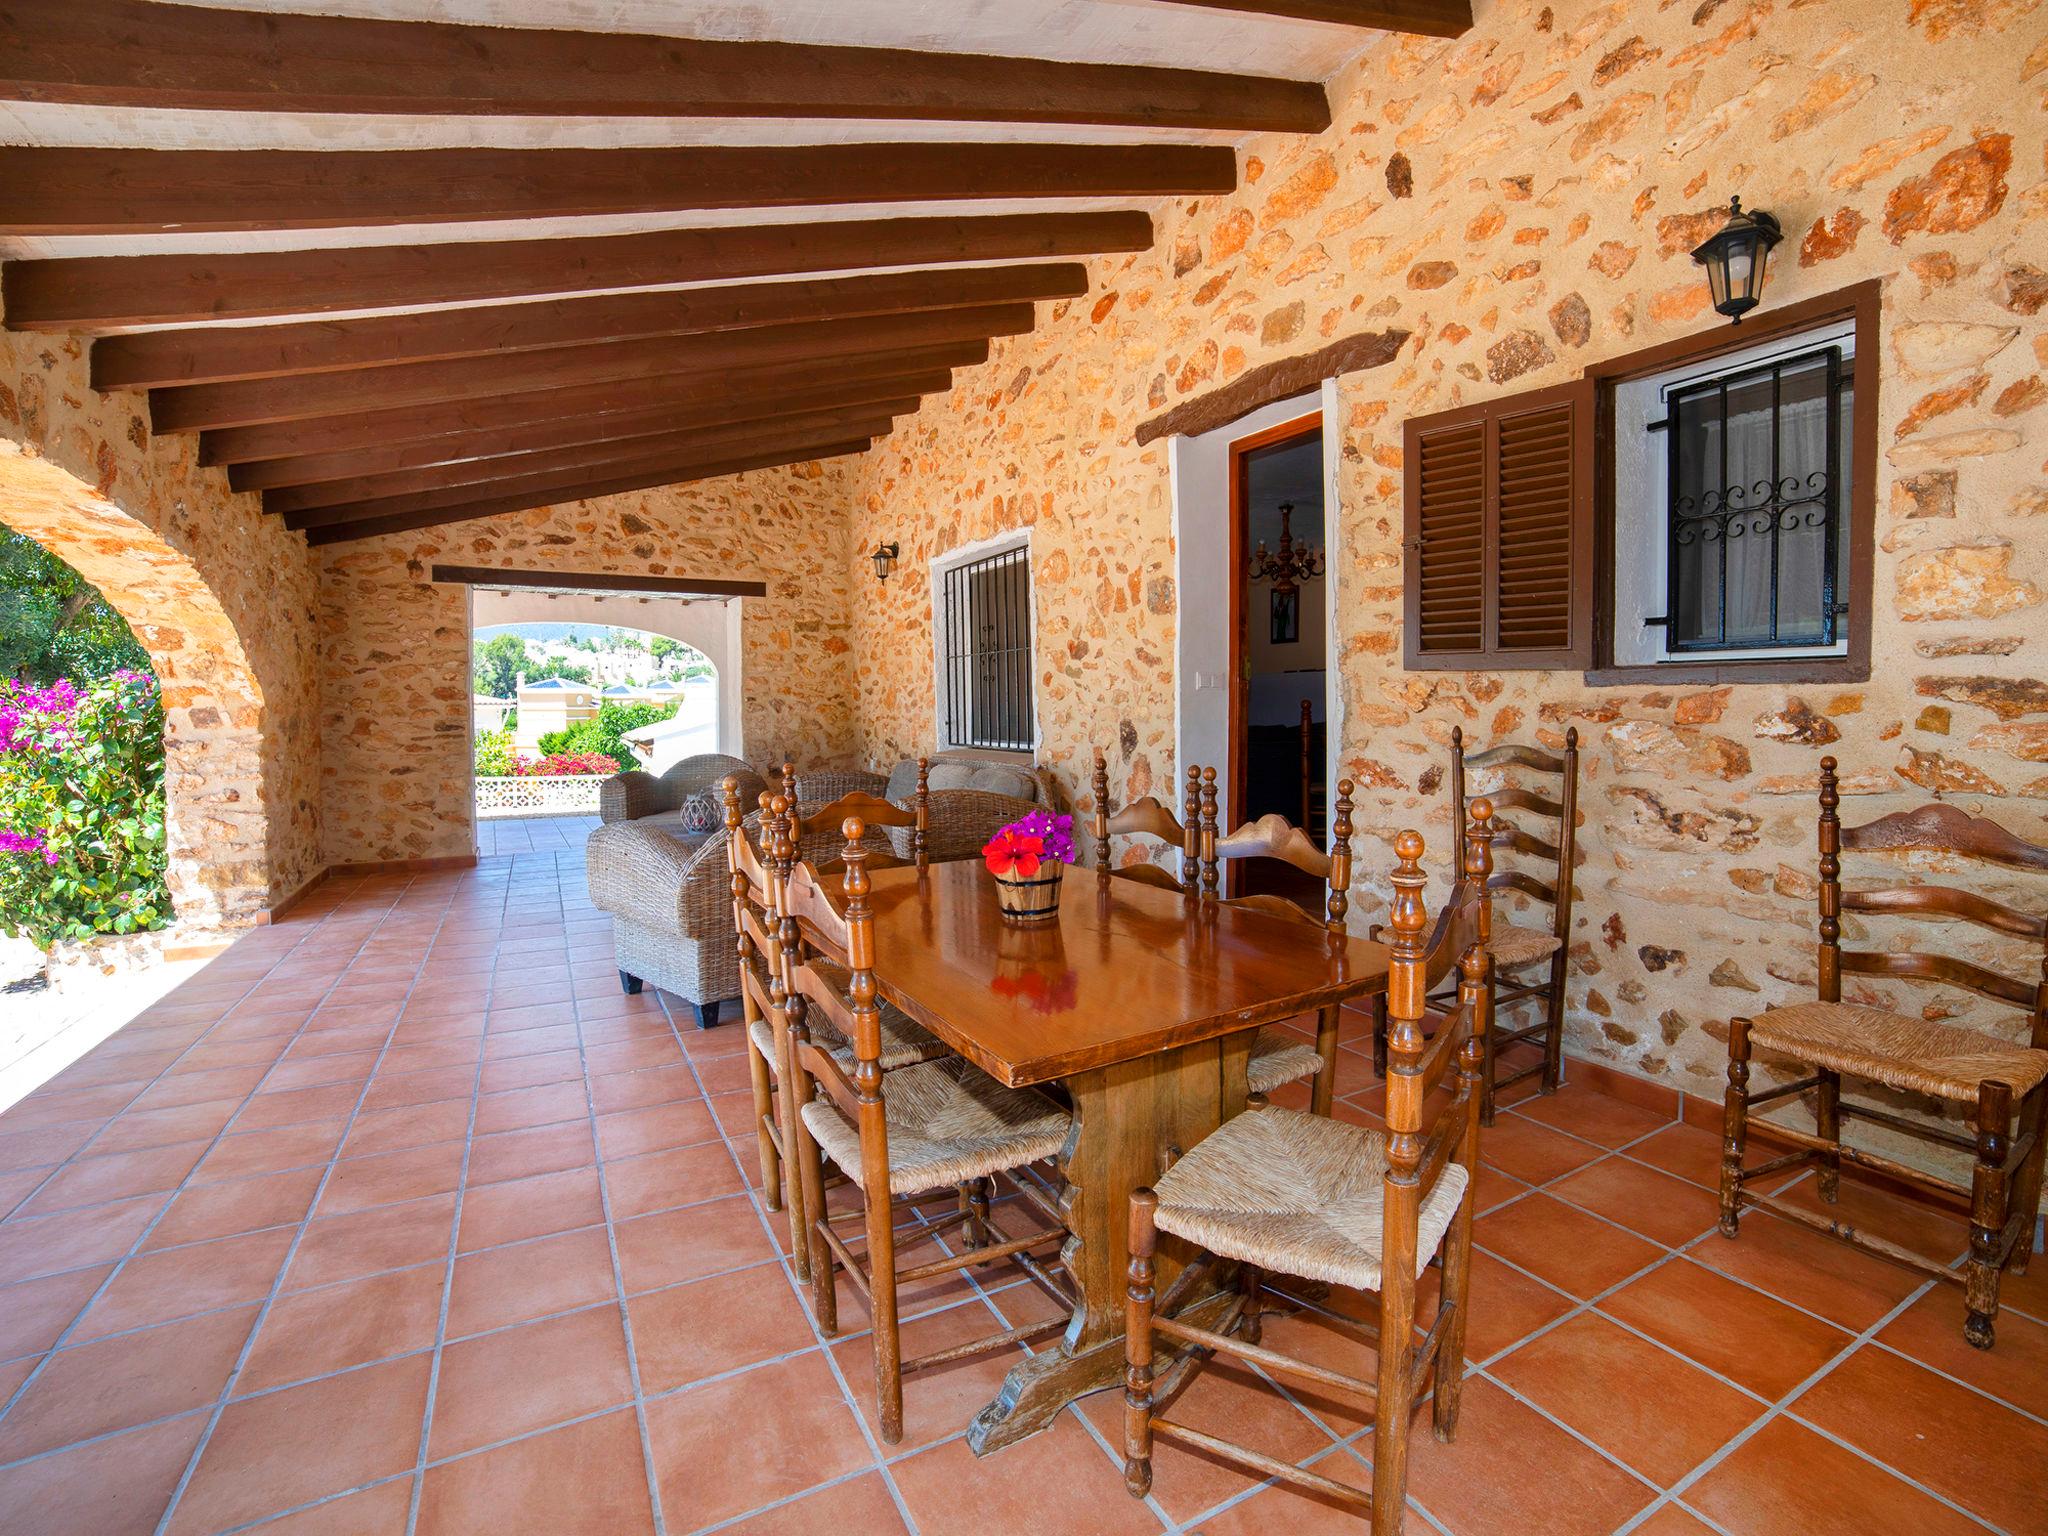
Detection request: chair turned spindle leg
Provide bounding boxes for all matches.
[1966,1080,2013,1351]
[746,1039,781,1214]
[1311,1006,1339,1118]
[2011,1090,2047,1278]
[1720,1016,1752,1239]
[1239,1262,1263,1346]
[966,1177,992,1256]
[1815,1067,1841,1204]
[1124,1190,1159,1500]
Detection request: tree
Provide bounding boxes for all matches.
[538,699,678,766]
[470,633,530,698]
[647,636,682,666]
[550,659,596,685]
[0,525,152,685]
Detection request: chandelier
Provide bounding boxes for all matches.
[1248,502,1324,596]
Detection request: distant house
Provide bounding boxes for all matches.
[513,675,597,754]
[471,695,513,734]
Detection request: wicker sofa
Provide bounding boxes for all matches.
[585,752,1058,1027]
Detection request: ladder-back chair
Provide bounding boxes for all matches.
[1124,815,1495,1535]
[1204,775,1358,1116]
[783,819,1074,1442]
[784,756,931,873]
[1090,749,1199,892]
[1442,724,1579,1119]
[1722,758,2048,1349]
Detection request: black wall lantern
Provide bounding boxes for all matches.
[870,540,900,583]
[1691,197,1782,325]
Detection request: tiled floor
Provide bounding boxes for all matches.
[0,821,2041,1535]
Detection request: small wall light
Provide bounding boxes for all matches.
[870,541,900,583]
[1691,197,1782,325]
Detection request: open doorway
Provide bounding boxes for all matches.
[1230,413,1328,903]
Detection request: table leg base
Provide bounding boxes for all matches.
[965,1289,1238,1456]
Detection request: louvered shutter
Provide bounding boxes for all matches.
[1403,379,1593,671]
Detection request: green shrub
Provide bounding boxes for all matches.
[537,700,676,769]
[0,671,170,949]
[473,728,520,776]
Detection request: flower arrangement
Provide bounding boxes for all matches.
[981,809,1076,878]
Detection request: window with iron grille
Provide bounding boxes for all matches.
[934,538,1035,753]
[1610,318,1856,668]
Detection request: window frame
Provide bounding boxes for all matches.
[929,528,1039,759]
[1585,279,1879,688]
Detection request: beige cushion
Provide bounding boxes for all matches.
[1749,1002,2048,1103]
[884,757,1043,802]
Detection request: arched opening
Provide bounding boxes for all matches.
[0,444,272,934]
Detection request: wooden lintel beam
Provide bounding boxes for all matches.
[431,567,768,599]
[2,0,1330,134]
[1142,0,1470,35]
[2,212,1153,331]
[264,408,903,514]
[300,442,875,547]
[228,393,926,492]
[0,143,1236,236]
[92,263,1088,389]
[199,365,956,466]
[1133,326,1412,443]
[147,309,1022,432]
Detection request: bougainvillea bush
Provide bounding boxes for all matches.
[0,670,170,948]
[515,750,619,778]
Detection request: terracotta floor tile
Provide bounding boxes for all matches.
[614,1194,777,1294]
[463,1119,592,1186]
[0,1264,111,1362]
[234,1083,364,1133]
[1475,1193,1665,1299]
[595,1098,720,1160]
[85,1100,240,1157]
[1771,1171,1971,1263]
[603,1140,745,1220]
[286,1193,457,1291]
[1684,1415,1987,1536]
[1478,1115,1609,1186]
[1692,1210,1923,1331]
[479,1023,582,1060]
[446,1226,617,1337]
[0,1409,208,1536]
[342,1099,472,1159]
[484,1002,577,1034]
[458,1165,605,1251]
[713,1471,910,1536]
[417,1406,653,1536]
[471,1080,589,1136]
[891,1412,1165,1536]
[260,1051,379,1096]
[374,1039,480,1077]
[165,1354,432,1536]
[0,1196,166,1285]
[69,1227,294,1341]
[192,1120,346,1183]
[1876,1286,2048,1417]
[143,1165,324,1248]
[1547,1156,1723,1249]
[1489,1312,1764,1485]
[1184,1451,1384,1536]
[478,1049,584,1095]
[1628,1504,1724,1535]
[0,1305,257,1461]
[16,1140,209,1217]
[1598,1255,1851,1400]
[589,1065,698,1115]
[317,1140,466,1217]
[1405,1377,1654,1535]
[584,1036,684,1076]
[428,1304,633,1458]
[1453,1249,1579,1362]
[1511,1090,1674,1149]
[1793,1344,2048,1533]
[237,1264,444,1393]
[1621,1123,1728,1190]
[630,1264,816,1394]
[232,1478,413,1535]
[0,1122,98,1174]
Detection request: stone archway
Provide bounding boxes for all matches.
[0,444,271,933]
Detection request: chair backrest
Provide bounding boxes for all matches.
[1817,757,2048,1048]
[1089,748,1197,890]
[785,756,930,870]
[722,777,783,1021]
[1449,725,1578,942]
[1379,825,1492,1312]
[1210,778,1358,932]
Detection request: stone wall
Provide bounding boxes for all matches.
[844,0,2048,1113]
[0,332,323,928]
[317,460,861,865]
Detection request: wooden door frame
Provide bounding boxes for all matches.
[1226,409,1323,889]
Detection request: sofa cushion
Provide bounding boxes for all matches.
[884,757,1043,802]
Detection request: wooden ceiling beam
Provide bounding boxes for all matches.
[2,0,1329,134]
[94,263,1086,390]
[0,143,1236,235]
[3,212,1152,332]
[148,309,1022,432]
[199,365,955,466]
[1141,0,1470,35]
[227,392,927,492]
[263,407,906,514]
[297,441,877,545]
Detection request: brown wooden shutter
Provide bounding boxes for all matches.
[1403,378,1593,671]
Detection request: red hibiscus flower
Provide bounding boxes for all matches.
[982,829,1045,878]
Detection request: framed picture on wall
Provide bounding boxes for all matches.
[1269,588,1299,644]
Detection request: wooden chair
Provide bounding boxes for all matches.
[1432,724,1579,1120]
[1721,758,2048,1350]
[1124,819,1494,1535]
[1090,748,1199,892]
[785,756,931,873]
[1203,775,1358,1116]
[784,818,1075,1443]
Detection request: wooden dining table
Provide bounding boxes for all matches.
[851,858,1393,1454]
